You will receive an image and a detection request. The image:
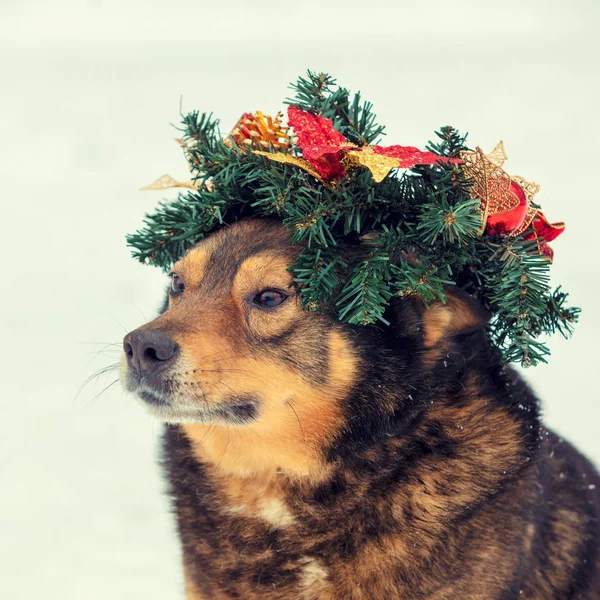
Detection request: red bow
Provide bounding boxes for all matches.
[460,143,564,260]
[525,211,565,260]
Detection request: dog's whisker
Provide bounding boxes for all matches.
[180,371,279,395]
[108,312,129,334]
[84,344,122,363]
[195,380,208,404]
[196,424,217,447]
[188,353,237,368]
[214,379,237,397]
[125,303,149,325]
[77,341,122,346]
[83,351,122,359]
[77,378,120,414]
[190,368,272,381]
[76,363,120,400]
[83,348,122,355]
[220,426,231,462]
[285,398,311,475]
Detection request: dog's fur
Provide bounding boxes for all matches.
[122,219,600,599]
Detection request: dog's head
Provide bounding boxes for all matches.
[122,219,489,474]
[122,219,350,424]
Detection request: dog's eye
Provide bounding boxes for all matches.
[170,274,185,295]
[253,289,287,308]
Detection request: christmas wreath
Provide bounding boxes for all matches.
[127,71,579,367]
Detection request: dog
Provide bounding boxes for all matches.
[121,218,600,599]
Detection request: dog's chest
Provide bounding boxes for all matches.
[217,472,299,528]
[174,467,341,599]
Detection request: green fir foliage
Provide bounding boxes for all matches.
[126,71,579,366]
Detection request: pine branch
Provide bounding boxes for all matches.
[483,238,553,366]
[538,286,581,338]
[126,191,224,271]
[336,251,395,325]
[392,258,453,307]
[280,186,340,247]
[287,71,385,146]
[179,111,221,159]
[417,196,482,246]
[426,126,470,158]
[292,247,344,310]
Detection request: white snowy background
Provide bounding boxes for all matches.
[1,1,599,598]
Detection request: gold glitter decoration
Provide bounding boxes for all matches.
[510,174,541,236]
[512,203,538,236]
[485,140,507,167]
[344,147,399,183]
[225,111,291,151]
[512,174,540,206]
[140,174,213,192]
[253,150,326,184]
[460,142,540,234]
[140,174,199,191]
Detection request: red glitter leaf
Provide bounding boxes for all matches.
[287,106,349,179]
[287,106,347,149]
[372,145,460,168]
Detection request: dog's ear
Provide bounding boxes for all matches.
[388,287,490,348]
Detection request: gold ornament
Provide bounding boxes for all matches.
[225,111,291,151]
[460,142,539,235]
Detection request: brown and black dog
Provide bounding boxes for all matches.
[122,219,600,599]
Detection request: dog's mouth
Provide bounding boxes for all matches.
[123,368,259,425]
[137,388,169,406]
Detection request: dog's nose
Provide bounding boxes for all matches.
[123,329,179,373]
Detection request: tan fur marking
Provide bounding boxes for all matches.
[523,522,536,555]
[257,497,296,528]
[422,302,453,348]
[231,252,298,338]
[298,557,332,600]
[172,246,211,289]
[420,293,489,348]
[223,503,248,515]
[182,329,357,479]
